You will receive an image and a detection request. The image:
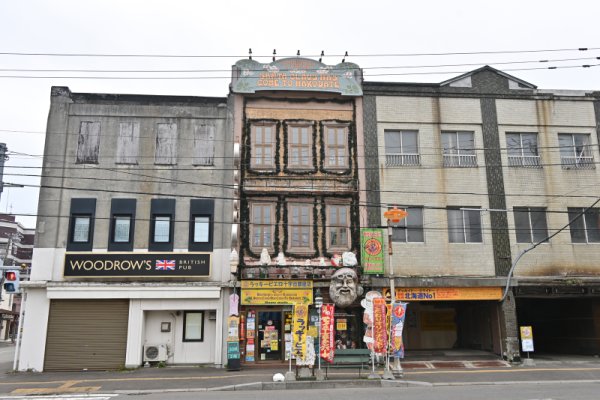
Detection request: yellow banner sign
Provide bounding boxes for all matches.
[383,287,502,301]
[241,280,313,289]
[241,289,313,305]
[292,304,309,359]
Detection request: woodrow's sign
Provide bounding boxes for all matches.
[64,252,211,277]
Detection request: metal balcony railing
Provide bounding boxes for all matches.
[385,153,421,167]
[508,155,541,168]
[561,156,595,169]
[443,154,477,167]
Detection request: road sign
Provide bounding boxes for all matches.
[383,207,408,223]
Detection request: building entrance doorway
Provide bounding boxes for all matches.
[257,311,282,361]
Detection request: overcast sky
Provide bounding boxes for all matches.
[1,0,599,228]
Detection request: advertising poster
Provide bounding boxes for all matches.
[373,297,388,354]
[391,302,408,358]
[520,326,534,352]
[361,229,385,274]
[292,304,309,360]
[320,304,335,363]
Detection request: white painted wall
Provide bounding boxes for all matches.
[17,287,50,371]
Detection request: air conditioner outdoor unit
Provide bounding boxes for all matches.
[143,344,168,362]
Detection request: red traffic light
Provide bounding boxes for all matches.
[5,271,16,281]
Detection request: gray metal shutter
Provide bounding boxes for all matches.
[44,299,129,371]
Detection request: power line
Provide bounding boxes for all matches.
[0,46,597,58]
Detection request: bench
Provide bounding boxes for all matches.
[320,349,371,378]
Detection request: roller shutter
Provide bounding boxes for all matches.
[44,299,129,371]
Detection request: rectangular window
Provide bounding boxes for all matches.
[155,123,178,165]
[392,207,424,242]
[568,207,600,243]
[559,133,594,169]
[189,199,214,251]
[506,132,540,167]
[149,199,175,251]
[442,131,477,167]
[288,124,312,168]
[251,203,274,250]
[153,216,171,243]
[447,207,482,243]
[251,123,276,169]
[108,198,136,251]
[73,216,91,243]
[288,203,312,251]
[76,121,100,164]
[183,311,204,342]
[514,207,548,243]
[384,130,420,166]
[116,122,140,164]
[67,198,96,251]
[113,216,132,243]
[193,124,215,166]
[193,216,210,243]
[324,125,349,169]
[328,204,350,250]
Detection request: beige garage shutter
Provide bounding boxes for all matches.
[44,299,129,371]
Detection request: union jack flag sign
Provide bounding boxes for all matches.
[156,260,176,270]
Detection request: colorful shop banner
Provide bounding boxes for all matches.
[320,304,335,363]
[372,298,388,354]
[383,287,502,301]
[64,252,210,278]
[520,326,534,352]
[361,228,385,274]
[241,280,313,289]
[391,302,408,358]
[231,58,363,96]
[241,289,313,305]
[292,304,309,360]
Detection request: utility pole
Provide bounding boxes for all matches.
[0,143,7,204]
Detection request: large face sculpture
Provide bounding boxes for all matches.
[329,267,363,308]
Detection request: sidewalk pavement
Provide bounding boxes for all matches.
[1,353,599,396]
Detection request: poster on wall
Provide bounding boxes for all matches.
[391,302,408,358]
[373,298,388,354]
[292,304,309,360]
[361,229,385,275]
[320,304,335,363]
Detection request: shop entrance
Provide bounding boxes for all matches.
[257,311,282,361]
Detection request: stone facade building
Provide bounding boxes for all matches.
[18,87,233,371]
[363,66,600,359]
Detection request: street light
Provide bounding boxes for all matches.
[314,288,323,377]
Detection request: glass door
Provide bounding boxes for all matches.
[257,311,282,361]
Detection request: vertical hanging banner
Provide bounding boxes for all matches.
[391,302,408,358]
[320,304,335,363]
[292,304,309,360]
[361,229,385,274]
[373,298,388,354]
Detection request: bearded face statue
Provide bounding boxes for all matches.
[329,267,363,308]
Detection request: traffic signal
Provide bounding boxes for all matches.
[3,270,20,294]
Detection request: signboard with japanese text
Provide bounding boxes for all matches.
[231,58,362,96]
[241,289,313,305]
[383,287,502,301]
[320,304,335,363]
[520,326,534,352]
[361,228,385,274]
[391,302,408,358]
[373,298,388,354]
[241,280,313,305]
[292,304,309,360]
[241,280,313,289]
[63,252,210,278]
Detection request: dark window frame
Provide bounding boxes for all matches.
[183,311,205,342]
[67,198,97,251]
[391,206,424,243]
[149,199,176,251]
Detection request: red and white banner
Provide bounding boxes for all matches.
[320,304,335,363]
[373,298,388,354]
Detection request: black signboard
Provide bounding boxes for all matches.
[64,252,211,277]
